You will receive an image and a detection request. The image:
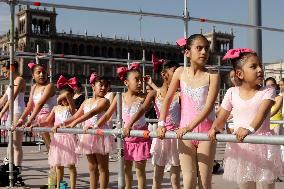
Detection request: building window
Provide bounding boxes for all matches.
[135,50,142,60]
[122,48,127,59]
[147,50,153,61]
[86,45,93,56]
[115,48,121,58]
[64,43,69,54]
[101,47,107,57]
[79,44,85,56]
[108,47,114,58]
[94,46,100,57]
[56,42,62,54]
[72,44,78,55]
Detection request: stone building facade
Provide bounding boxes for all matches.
[0,5,234,89]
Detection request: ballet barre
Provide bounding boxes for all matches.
[0,126,283,145]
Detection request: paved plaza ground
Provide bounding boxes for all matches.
[0,144,283,189]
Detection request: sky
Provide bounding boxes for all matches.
[0,0,283,63]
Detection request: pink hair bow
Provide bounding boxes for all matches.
[223,48,255,61]
[56,75,78,90]
[116,62,140,81]
[28,62,37,69]
[152,54,165,72]
[89,72,98,84]
[176,38,187,47]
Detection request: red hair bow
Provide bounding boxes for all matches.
[223,48,255,61]
[176,38,187,47]
[116,63,140,81]
[28,62,37,69]
[152,54,165,72]
[89,72,98,84]
[56,75,78,90]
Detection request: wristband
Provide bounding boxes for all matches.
[18,118,23,124]
[158,121,165,127]
[247,126,255,134]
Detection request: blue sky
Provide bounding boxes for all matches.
[0,0,283,63]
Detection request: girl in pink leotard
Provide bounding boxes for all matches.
[159,34,220,189]
[96,63,151,189]
[39,75,78,189]
[126,58,181,189]
[16,63,56,151]
[209,48,282,189]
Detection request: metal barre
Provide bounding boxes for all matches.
[0,126,283,145]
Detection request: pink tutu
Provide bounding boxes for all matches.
[150,138,179,166]
[223,132,283,184]
[35,113,50,127]
[150,124,179,166]
[48,133,78,166]
[76,125,116,155]
[124,125,151,161]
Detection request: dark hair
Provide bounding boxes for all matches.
[155,60,180,74]
[76,82,83,90]
[125,69,141,80]
[31,63,47,73]
[58,85,74,95]
[230,52,258,70]
[3,60,19,70]
[185,34,210,50]
[265,77,277,85]
[92,76,111,87]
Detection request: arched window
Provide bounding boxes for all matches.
[56,42,62,54]
[38,19,43,34]
[135,50,141,60]
[79,44,85,56]
[128,49,134,60]
[122,48,128,59]
[94,46,100,57]
[32,19,37,33]
[44,20,50,33]
[72,44,78,55]
[22,20,26,33]
[101,46,107,57]
[86,45,93,56]
[108,47,114,58]
[147,50,153,61]
[64,43,69,54]
[115,48,121,58]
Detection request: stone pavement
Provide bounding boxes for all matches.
[0,145,283,189]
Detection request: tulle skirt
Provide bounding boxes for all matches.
[124,125,151,161]
[150,137,179,166]
[76,124,116,155]
[48,133,78,166]
[223,132,283,184]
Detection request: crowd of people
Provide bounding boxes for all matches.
[0,33,283,189]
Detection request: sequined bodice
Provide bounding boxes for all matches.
[180,81,215,127]
[33,87,56,114]
[155,91,180,127]
[122,96,146,128]
[83,99,105,126]
[54,106,72,125]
